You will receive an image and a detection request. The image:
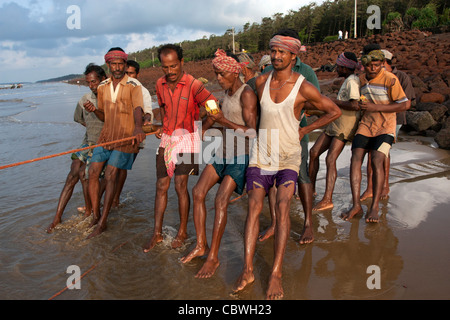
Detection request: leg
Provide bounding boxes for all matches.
[366,151,386,223]
[143,176,171,252]
[181,165,219,263]
[342,148,366,220]
[360,152,373,201]
[313,138,345,211]
[196,175,236,278]
[172,174,191,249]
[87,161,105,228]
[298,182,314,244]
[47,159,82,233]
[112,169,127,208]
[309,133,333,196]
[381,153,390,199]
[266,181,295,300]
[258,185,276,242]
[233,187,266,293]
[87,165,120,238]
[78,162,92,218]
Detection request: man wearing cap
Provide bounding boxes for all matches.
[180,49,257,279]
[342,50,410,223]
[309,52,361,212]
[360,49,416,201]
[86,47,146,239]
[233,33,340,300]
[259,29,319,246]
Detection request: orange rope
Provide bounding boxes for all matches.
[0,131,158,171]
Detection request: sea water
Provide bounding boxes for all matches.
[0,82,449,301]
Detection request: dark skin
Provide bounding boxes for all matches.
[233,46,341,300]
[143,50,194,251]
[180,66,257,279]
[46,72,104,233]
[341,60,410,223]
[309,64,360,212]
[87,58,145,239]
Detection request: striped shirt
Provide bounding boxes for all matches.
[96,75,144,154]
[357,69,408,139]
[156,72,217,136]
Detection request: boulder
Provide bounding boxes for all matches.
[420,93,446,104]
[434,128,450,150]
[415,102,448,122]
[406,111,436,132]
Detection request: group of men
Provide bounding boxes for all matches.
[46,28,412,300]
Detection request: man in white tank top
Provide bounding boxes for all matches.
[233,35,341,300]
[181,49,258,279]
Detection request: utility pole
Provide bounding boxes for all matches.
[232,27,235,54]
[354,0,357,38]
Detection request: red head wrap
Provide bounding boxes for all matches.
[269,35,304,55]
[104,50,128,63]
[212,49,248,74]
[336,53,359,70]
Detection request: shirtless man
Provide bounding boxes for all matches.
[233,34,341,300]
[342,50,410,223]
[309,52,361,211]
[180,49,257,278]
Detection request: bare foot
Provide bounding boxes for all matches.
[266,274,284,300]
[380,187,390,200]
[88,216,99,229]
[232,270,255,293]
[87,224,106,239]
[180,245,209,264]
[312,199,334,212]
[195,259,220,279]
[341,205,363,221]
[171,233,187,249]
[365,208,380,223]
[258,225,275,242]
[299,225,314,244]
[46,220,60,234]
[77,206,86,213]
[360,190,373,201]
[143,233,163,252]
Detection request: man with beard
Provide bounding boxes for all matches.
[86,47,146,238]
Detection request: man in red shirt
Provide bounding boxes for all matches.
[144,44,218,251]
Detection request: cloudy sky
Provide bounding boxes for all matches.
[0,0,324,84]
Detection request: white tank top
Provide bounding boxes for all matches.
[249,71,304,172]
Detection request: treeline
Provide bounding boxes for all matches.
[128,0,448,66]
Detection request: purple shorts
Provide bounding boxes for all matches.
[246,167,298,195]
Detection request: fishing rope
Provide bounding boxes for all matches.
[48,192,247,300]
[0,131,158,171]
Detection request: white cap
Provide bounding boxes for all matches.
[381,49,393,60]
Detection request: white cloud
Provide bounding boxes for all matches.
[0,0,321,83]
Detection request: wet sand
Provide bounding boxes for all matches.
[0,83,449,301]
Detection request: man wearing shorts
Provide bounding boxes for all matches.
[259,29,319,245]
[180,49,257,279]
[233,34,340,300]
[342,50,410,223]
[86,47,146,239]
[309,52,361,212]
[143,44,218,251]
[47,64,106,233]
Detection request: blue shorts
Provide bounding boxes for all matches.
[91,147,137,170]
[246,167,298,196]
[211,155,249,195]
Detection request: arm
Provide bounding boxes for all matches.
[333,98,360,111]
[74,101,86,127]
[359,100,410,113]
[297,81,342,140]
[133,106,146,145]
[207,87,258,138]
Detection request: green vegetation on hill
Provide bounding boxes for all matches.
[128,0,448,66]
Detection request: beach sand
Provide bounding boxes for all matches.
[0,82,449,301]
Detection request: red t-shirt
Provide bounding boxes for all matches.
[156,73,216,135]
